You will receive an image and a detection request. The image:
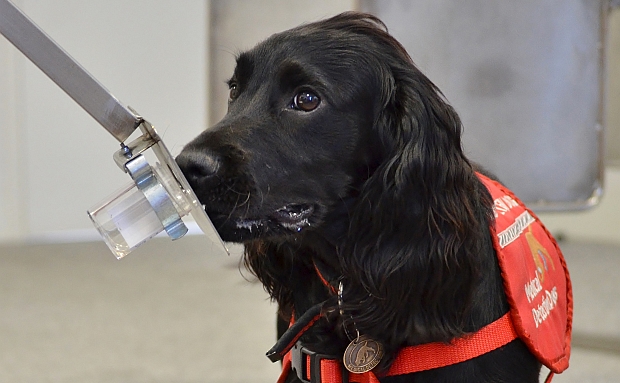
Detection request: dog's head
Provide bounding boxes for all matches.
[177,12,473,244]
[177,14,391,242]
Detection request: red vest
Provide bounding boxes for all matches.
[478,173,572,373]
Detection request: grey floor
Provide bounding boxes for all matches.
[0,237,619,382]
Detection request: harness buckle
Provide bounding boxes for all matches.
[291,342,349,383]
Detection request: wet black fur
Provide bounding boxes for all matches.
[176,12,541,382]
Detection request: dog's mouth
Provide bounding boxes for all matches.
[206,203,315,239]
[271,203,315,230]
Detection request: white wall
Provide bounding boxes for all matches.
[0,25,23,240]
[607,7,620,164]
[537,167,620,246]
[0,0,209,242]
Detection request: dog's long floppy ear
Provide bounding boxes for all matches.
[339,20,494,349]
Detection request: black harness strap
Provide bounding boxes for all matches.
[267,301,325,362]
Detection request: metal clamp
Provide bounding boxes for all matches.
[125,154,187,240]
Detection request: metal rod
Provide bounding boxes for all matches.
[0,0,140,142]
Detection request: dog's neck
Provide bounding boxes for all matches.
[243,185,509,367]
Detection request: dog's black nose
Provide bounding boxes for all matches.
[176,149,221,182]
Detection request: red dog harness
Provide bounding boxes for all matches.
[272,174,572,382]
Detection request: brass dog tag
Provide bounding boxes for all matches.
[343,335,384,373]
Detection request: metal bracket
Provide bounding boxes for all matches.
[125,154,187,240]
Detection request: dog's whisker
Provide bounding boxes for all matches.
[224,185,249,197]
[242,192,252,217]
[258,186,267,210]
[240,191,251,207]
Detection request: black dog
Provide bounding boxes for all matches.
[176,12,543,382]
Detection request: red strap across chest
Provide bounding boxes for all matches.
[384,312,518,376]
[278,312,519,382]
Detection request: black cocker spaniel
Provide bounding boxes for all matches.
[176,12,562,382]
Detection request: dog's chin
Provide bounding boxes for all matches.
[206,203,316,243]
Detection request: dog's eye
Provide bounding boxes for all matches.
[228,83,239,101]
[292,91,320,112]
